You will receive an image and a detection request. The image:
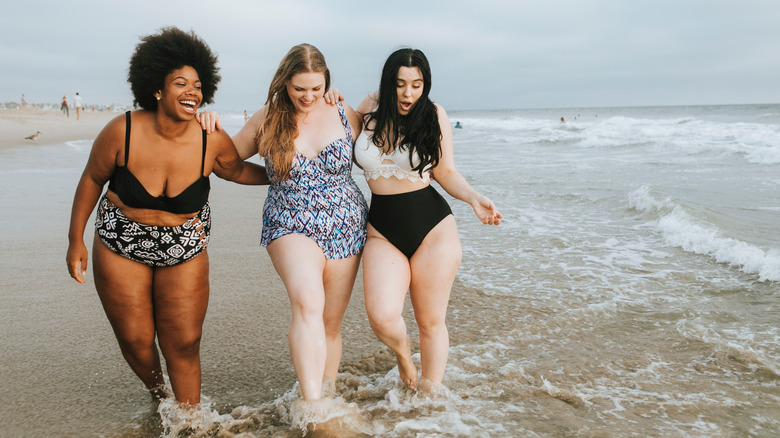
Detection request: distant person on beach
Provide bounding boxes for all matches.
[21,94,27,109]
[66,27,268,408]
[198,44,367,404]
[74,92,84,120]
[61,95,69,117]
[454,121,462,129]
[354,48,501,390]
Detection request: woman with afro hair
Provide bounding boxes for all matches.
[66,27,268,407]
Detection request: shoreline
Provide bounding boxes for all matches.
[0,108,118,150]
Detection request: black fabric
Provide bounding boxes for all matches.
[368,185,452,258]
[108,111,210,214]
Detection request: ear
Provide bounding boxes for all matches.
[154,91,162,101]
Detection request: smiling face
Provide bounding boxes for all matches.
[285,71,326,114]
[155,65,202,118]
[396,66,424,115]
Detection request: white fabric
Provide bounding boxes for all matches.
[354,133,431,183]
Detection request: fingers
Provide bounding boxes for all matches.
[196,112,220,133]
[68,260,86,284]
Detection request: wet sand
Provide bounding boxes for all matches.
[0,107,391,436]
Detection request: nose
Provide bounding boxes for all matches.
[402,86,412,97]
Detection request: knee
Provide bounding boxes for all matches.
[323,317,343,340]
[116,331,156,357]
[416,315,447,338]
[159,333,202,359]
[290,295,325,323]
[368,310,398,336]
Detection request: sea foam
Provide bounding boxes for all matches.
[629,186,780,282]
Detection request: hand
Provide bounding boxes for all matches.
[66,241,89,283]
[471,195,503,225]
[323,88,344,105]
[195,111,222,134]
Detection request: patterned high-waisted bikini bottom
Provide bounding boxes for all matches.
[95,194,210,267]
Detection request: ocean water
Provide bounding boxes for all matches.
[1,104,778,437]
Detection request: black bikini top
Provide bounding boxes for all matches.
[108,111,210,214]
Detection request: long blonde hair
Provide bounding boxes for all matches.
[257,44,330,181]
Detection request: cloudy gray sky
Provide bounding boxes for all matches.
[2,0,779,111]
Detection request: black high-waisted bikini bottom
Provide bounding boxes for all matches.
[368,185,452,258]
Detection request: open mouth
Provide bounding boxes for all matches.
[179,100,198,114]
[399,101,413,112]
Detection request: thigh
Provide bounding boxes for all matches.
[409,216,461,320]
[363,225,412,317]
[152,251,210,339]
[322,254,361,324]
[267,234,327,308]
[92,238,155,339]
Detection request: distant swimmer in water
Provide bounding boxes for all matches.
[454,121,462,129]
[560,117,565,124]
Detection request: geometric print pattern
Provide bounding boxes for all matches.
[95,194,211,267]
[261,101,368,259]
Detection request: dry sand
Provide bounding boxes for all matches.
[0,108,118,150]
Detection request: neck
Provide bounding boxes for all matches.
[153,110,192,139]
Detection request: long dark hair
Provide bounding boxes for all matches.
[366,48,441,176]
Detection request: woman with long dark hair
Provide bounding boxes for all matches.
[355,48,502,390]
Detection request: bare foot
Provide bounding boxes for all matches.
[149,383,172,401]
[396,336,417,390]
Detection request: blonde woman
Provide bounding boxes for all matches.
[201,44,367,401]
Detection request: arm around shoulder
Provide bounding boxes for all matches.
[211,129,269,185]
[356,93,378,117]
[232,108,265,160]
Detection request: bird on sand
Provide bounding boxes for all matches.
[25,131,41,140]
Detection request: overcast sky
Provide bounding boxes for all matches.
[2,0,779,111]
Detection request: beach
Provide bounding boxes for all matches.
[0,108,117,150]
[1,105,779,437]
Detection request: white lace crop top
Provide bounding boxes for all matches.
[354,133,431,183]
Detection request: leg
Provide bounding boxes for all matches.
[92,238,166,399]
[363,225,417,388]
[321,254,361,386]
[409,216,461,385]
[266,234,328,401]
[153,251,210,405]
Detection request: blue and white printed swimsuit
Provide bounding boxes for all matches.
[260,101,368,259]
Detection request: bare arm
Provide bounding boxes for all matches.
[429,104,502,225]
[210,129,269,185]
[356,92,378,117]
[342,101,363,140]
[231,108,264,160]
[66,115,125,283]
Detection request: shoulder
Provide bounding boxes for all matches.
[433,103,450,123]
[251,106,268,120]
[356,93,379,115]
[94,112,130,145]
